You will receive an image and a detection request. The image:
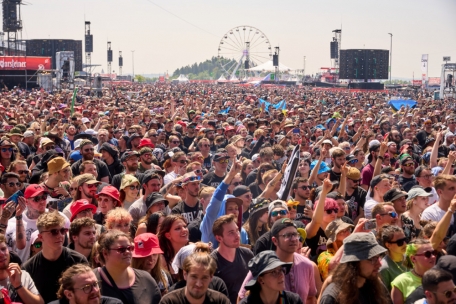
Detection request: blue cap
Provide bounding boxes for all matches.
[310,160,331,175]
[69,150,82,162]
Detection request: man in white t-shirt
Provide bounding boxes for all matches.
[364,174,392,219]
[415,166,439,205]
[422,174,456,225]
[5,184,70,262]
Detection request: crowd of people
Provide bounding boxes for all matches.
[0,82,454,304]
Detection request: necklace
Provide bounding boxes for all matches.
[412,269,422,278]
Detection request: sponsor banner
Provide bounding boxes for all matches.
[421,54,428,80]
[0,56,51,70]
[412,80,423,86]
[428,77,441,86]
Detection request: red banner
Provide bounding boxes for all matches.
[428,77,441,86]
[412,80,422,86]
[0,56,51,70]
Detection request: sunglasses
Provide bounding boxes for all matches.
[109,245,134,254]
[69,187,76,192]
[183,176,201,183]
[1,148,14,153]
[17,170,29,175]
[171,141,180,144]
[45,145,56,151]
[217,159,229,164]
[200,144,210,148]
[41,227,68,236]
[32,194,47,202]
[349,178,361,183]
[149,134,158,137]
[298,185,311,190]
[434,287,456,299]
[178,160,188,164]
[388,237,407,247]
[415,250,439,258]
[403,163,414,167]
[271,209,288,217]
[231,181,242,187]
[85,184,98,189]
[380,211,397,218]
[288,205,297,211]
[4,182,21,187]
[83,148,95,152]
[325,209,339,214]
[128,185,140,190]
[33,242,42,249]
[194,169,202,174]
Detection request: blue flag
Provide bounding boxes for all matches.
[218,107,230,114]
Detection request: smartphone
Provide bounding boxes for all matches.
[62,119,68,124]
[6,190,24,205]
[0,198,6,206]
[293,128,300,134]
[364,219,377,230]
[305,200,313,209]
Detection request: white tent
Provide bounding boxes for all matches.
[248,60,294,72]
[173,74,189,83]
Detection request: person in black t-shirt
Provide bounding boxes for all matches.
[171,173,203,223]
[160,243,230,304]
[291,177,313,225]
[22,212,88,304]
[398,156,417,192]
[202,151,229,188]
[344,167,367,223]
[328,148,346,183]
[70,140,111,183]
[211,215,254,304]
[93,230,161,304]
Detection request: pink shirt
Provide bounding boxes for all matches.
[238,253,317,300]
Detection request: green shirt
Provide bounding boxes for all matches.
[391,271,421,300]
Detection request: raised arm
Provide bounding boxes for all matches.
[306,177,332,239]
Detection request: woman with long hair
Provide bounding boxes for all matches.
[391,239,437,304]
[353,148,366,171]
[131,233,171,296]
[241,159,253,184]
[158,215,189,278]
[136,211,166,236]
[378,225,409,293]
[119,174,141,210]
[242,198,270,246]
[240,250,301,304]
[401,187,432,241]
[93,230,162,304]
[248,163,274,199]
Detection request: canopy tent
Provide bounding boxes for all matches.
[388,99,417,111]
[173,74,189,83]
[247,60,295,72]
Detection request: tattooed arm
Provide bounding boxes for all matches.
[15,197,26,250]
[0,201,15,235]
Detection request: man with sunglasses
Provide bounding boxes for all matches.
[371,202,398,232]
[23,212,87,304]
[202,151,230,188]
[416,119,434,150]
[0,233,43,304]
[0,172,22,200]
[344,167,367,224]
[399,156,417,192]
[182,122,197,150]
[163,151,187,185]
[291,177,313,225]
[71,140,110,183]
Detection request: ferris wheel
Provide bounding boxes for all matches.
[217,26,272,80]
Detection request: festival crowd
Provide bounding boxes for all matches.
[0,83,453,304]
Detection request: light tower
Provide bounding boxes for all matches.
[107,41,112,78]
[2,0,23,56]
[84,21,93,82]
[331,29,342,70]
[119,51,123,76]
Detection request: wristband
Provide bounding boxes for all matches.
[15,215,22,220]
[377,156,384,160]
[13,285,22,291]
[0,224,6,229]
[448,209,455,214]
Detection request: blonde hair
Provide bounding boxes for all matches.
[105,208,133,229]
[37,211,65,232]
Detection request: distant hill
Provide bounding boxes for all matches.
[172,57,236,80]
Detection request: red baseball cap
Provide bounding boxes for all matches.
[176,121,187,128]
[24,185,47,199]
[95,186,121,205]
[70,199,97,222]
[132,233,163,258]
[138,138,155,149]
[225,126,235,132]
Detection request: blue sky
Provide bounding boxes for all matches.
[14,0,456,78]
